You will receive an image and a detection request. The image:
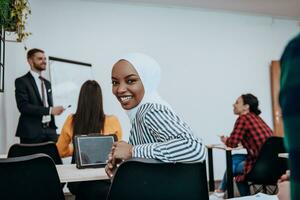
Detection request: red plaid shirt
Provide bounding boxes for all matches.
[225,112,273,181]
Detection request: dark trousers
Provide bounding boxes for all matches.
[20,127,58,144]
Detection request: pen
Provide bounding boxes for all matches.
[64,105,71,109]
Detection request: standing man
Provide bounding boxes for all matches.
[15,48,64,143]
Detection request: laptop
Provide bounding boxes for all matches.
[73,134,116,169]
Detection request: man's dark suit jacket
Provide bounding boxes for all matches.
[15,72,57,139]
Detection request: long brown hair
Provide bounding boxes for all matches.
[73,80,105,136]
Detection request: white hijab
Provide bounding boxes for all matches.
[116,53,171,122]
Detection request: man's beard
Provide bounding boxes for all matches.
[33,63,46,71]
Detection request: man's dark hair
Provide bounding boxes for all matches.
[27,48,44,59]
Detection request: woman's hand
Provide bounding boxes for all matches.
[105,152,116,178]
[277,181,290,200]
[277,171,290,200]
[105,143,118,178]
[279,170,290,183]
[105,141,133,178]
[220,135,228,144]
[113,141,133,161]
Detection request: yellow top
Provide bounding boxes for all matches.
[56,114,122,158]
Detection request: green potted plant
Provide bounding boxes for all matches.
[0,0,31,42]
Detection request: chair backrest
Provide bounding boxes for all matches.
[0,154,65,200]
[246,136,288,184]
[106,158,209,200]
[8,142,62,164]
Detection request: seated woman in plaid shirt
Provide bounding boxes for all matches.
[211,94,273,198]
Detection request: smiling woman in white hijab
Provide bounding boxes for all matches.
[106,53,206,177]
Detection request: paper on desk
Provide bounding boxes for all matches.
[228,193,278,200]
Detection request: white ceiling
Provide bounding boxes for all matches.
[82,0,300,19]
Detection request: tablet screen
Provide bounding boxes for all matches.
[75,135,115,168]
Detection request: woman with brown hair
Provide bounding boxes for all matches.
[57,80,122,157]
[56,80,122,200]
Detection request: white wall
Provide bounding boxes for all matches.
[0,42,21,153]
[1,0,299,178]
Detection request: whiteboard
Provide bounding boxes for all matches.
[49,57,93,134]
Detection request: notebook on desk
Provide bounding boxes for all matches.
[73,134,116,169]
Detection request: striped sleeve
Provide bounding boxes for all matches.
[132,105,206,163]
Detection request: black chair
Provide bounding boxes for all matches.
[106,158,209,200]
[7,142,63,164]
[246,136,288,194]
[0,154,65,200]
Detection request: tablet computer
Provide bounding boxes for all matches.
[73,134,116,169]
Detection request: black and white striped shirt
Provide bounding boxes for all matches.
[129,103,206,163]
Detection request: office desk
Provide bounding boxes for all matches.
[207,144,246,198]
[56,164,109,183]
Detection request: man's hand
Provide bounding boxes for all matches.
[51,106,64,115]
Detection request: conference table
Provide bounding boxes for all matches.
[56,164,109,183]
